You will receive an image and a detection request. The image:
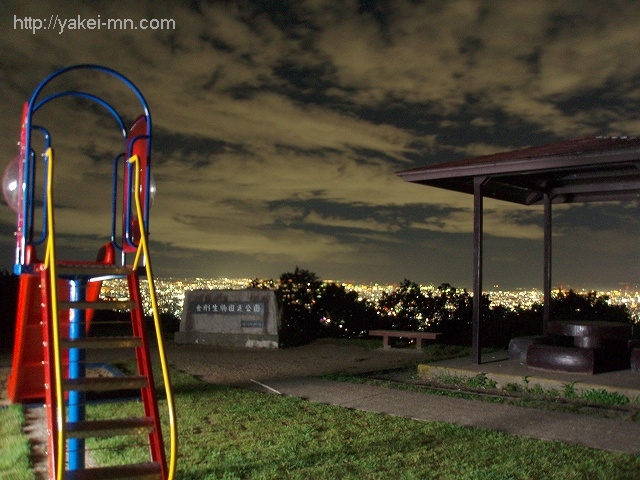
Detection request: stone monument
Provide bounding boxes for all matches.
[174,289,280,348]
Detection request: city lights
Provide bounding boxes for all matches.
[99,277,640,322]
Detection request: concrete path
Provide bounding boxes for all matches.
[259,377,640,455]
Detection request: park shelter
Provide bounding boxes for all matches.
[397,136,640,364]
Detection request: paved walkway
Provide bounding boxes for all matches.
[251,352,640,456]
[255,376,640,455]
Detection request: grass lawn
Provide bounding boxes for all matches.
[81,368,640,480]
[0,404,34,480]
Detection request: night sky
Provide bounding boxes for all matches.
[2,0,640,290]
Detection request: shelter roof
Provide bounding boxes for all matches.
[397,136,640,205]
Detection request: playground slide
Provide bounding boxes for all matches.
[7,247,110,403]
[7,273,73,402]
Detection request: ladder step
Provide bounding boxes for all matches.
[64,375,148,392]
[65,462,162,480]
[56,264,132,278]
[67,417,155,439]
[60,336,143,350]
[58,300,138,310]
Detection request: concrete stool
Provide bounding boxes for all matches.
[508,336,546,363]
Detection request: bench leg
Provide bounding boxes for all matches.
[416,338,422,350]
[382,336,390,349]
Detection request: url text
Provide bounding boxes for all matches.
[14,15,176,35]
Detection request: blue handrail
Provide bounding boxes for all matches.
[33,91,128,138]
[31,126,50,246]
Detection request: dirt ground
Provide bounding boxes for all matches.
[0,339,424,404]
[0,338,426,409]
[162,339,424,386]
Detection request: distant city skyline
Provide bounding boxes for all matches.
[3,2,640,289]
[151,274,640,294]
[112,276,640,323]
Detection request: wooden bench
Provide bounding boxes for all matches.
[369,330,441,350]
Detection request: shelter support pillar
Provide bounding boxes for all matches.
[472,176,486,365]
[543,194,552,335]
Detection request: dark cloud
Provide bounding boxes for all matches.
[349,146,401,166]
[545,11,590,41]
[198,32,236,53]
[516,46,543,76]
[272,60,336,94]
[274,143,342,157]
[357,0,393,34]
[239,0,313,39]
[552,78,640,130]
[356,98,441,135]
[152,127,248,160]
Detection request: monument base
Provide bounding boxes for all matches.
[174,331,279,349]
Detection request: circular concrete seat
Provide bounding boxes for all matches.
[526,343,596,374]
[508,336,547,363]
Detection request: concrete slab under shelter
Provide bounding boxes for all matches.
[418,351,640,400]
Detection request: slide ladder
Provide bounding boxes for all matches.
[40,150,175,480]
[41,265,167,480]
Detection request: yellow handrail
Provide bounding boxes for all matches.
[42,147,66,480]
[129,154,178,480]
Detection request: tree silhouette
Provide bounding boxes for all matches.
[315,283,378,338]
[428,286,476,346]
[377,279,427,331]
[276,267,322,346]
[551,289,629,323]
[377,280,456,332]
